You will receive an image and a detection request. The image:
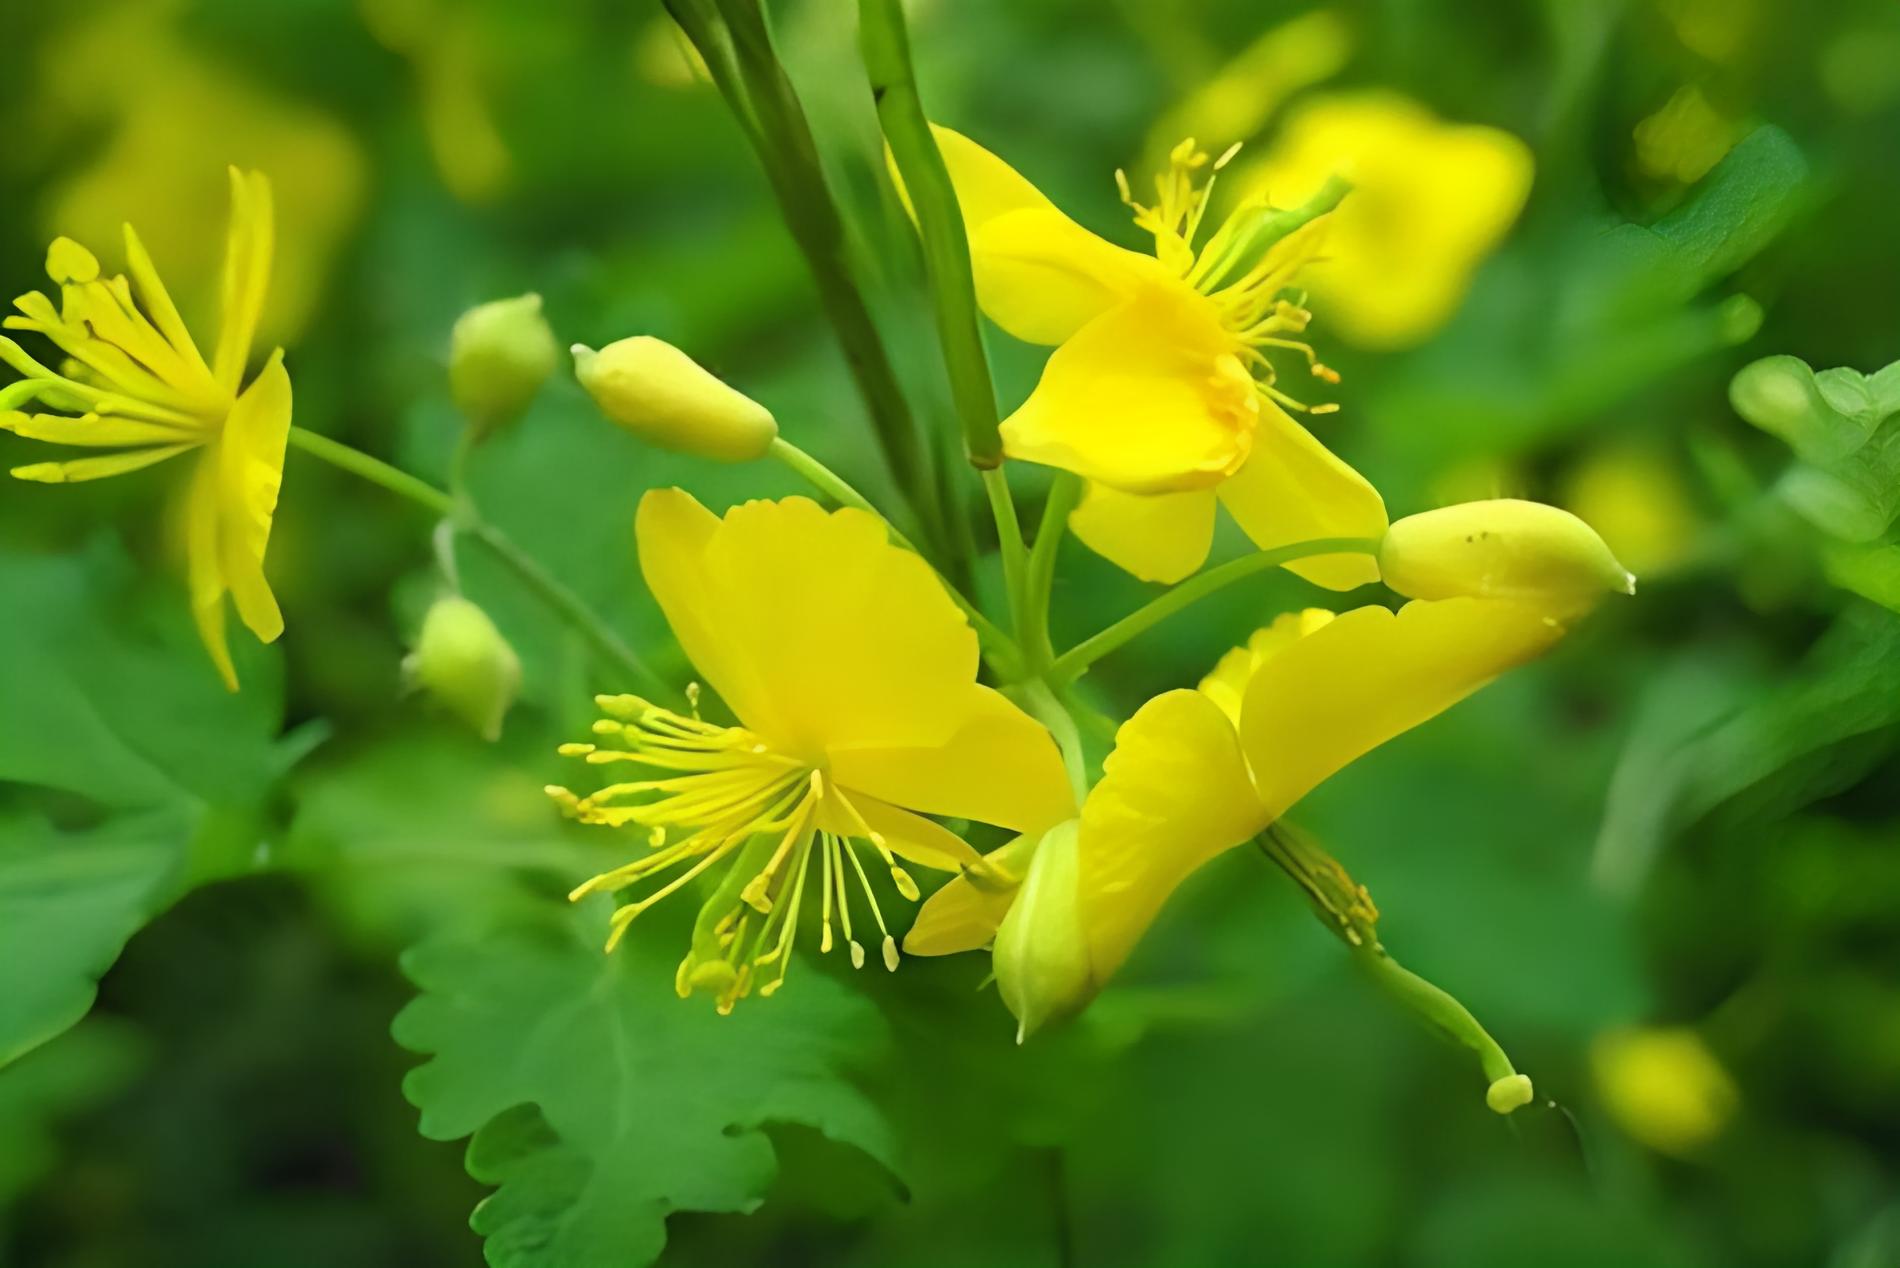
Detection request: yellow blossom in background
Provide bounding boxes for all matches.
[1145,11,1353,171]
[933,125,1387,587]
[361,0,513,203]
[1592,1025,1740,1156]
[33,1,364,348]
[2,171,292,690]
[909,598,1567,1027]
[1561,443,1700,576]
[549,491,1074,1013]
[1240,92,1533,348]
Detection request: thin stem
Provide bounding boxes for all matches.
[464,524,672,702]
[1020,472,1083,669]
[288,425,672,701]
[288,427,455,518]
[1049,536,1383,683]
[1257,824,1524,1102]
[983,466,1028,632]
[859,0,1002,467]
[1018,677,1087,802]
[770,438,1021,672]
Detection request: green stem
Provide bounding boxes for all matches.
[771,438,1021,672]
[1018,677,1088,802]
[1048,536,1383,683]
[696,0,948,559]
[1257,824,1524,1104]
[1020,472,1083,669]
[983,466,1028,630]
[858,0,1002,468]
[287,426,672,701]
[287,427,455,517]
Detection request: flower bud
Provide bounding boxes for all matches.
[1380,498,1635,613]
[572,337,777,462]
[404,595,521,741]
[991,821,1096,1043]
[449,293,559,439]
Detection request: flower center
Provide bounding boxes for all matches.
[549,690,919,1012]
[1117,138,1342,419]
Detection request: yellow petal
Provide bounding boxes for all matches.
[904,871,1018,956]
[215,351,291,641]
[1214,401,1386,589]
[904,830,1042,956]
[1067,483,1217,584]
[182,453,237,691]
[123,222,214,382]
[46,237,100,285]
[930,125,1160,345]
[214,169,274,392]
[1,409,195,447]
[1076,689,1266,979]
[837,792,984,873]
[638,491,984,760]
[10,443,193,483]
[1001,285,1255,493]
[1238,598,1564,821]
[1196,608,1337,726]
[829,686,1075,833]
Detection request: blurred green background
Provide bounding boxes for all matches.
[4,0,1900,1265]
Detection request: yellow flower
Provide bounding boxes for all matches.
[932,125,1387,588]
[1591,1025,1739,1156]
[1240,92,1533,348]
[2,169,290,691]
[549,491,1076,1012]
[910,599,1565,1024]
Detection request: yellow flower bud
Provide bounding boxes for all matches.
[1379,498,1635,613]
[404,595,522,741]
[449,293,559,438]
[572,337,777,462]
[991,821,1097,1043]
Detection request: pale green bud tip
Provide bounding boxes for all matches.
[403,595,522,741]
[572,335,777,463]
[1486,1073,1535,1115]
[991,822,1096,1043]
[449,293,559,437]
[1380,498,1635,613]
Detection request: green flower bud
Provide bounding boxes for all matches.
[572,337,777,462]
[992,821,1097,1043]
[1380,499,1635,614]
[450,293,559,438]
[404,595,521,741]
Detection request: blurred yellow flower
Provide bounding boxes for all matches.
[361,0,512,203]
[933,125,1386,587]
[1592,1025,1739,1156]
[1146,11,1353,168]
[1241,92,1532,348]
[2,170,291,691]
[36,2,364,346]
[549,491,1075,1012]
[1561,443,1700,576]
[910,599,1564,1020]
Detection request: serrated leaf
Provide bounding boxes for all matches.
[0,545,285,1065]
[393,899,898,1268]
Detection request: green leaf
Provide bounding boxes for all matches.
[0,545,286,1066]
[1598,604,1900,866]
[393,899,898,1268]
[1731,353,1900,541]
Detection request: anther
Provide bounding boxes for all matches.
[881,936,899,972]
[849,940,866,969]
[556,742,596,757]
